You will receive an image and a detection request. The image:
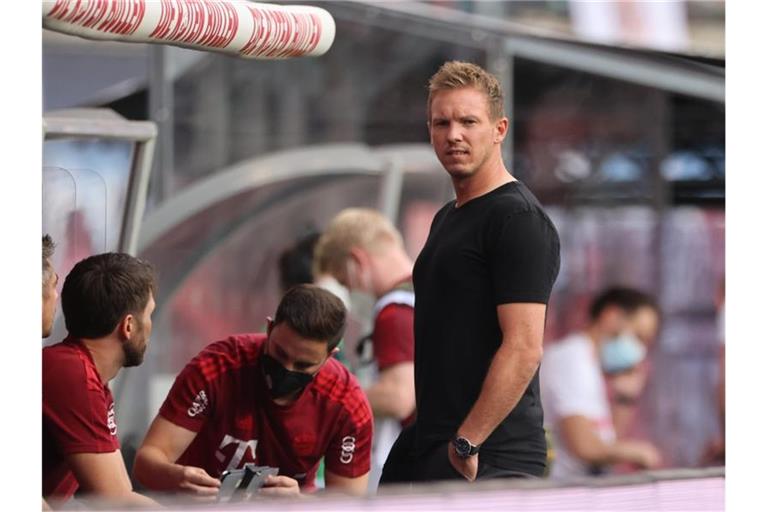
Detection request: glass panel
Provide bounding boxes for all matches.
[43,138,135,250]
[42,166,108,345]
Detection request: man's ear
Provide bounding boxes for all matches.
[265,317,274,337]
[348,246,367,266]
[326,346,340,361]
[345,247,368,289]
[117,313,134,340]
[494,117,509,144]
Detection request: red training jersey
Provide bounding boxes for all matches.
[372,303,415,370]
[159,334,373,491]
[372,302,416,426]
[42,337,121,500]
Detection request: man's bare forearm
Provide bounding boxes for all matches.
[364,363,415,420]
[134,445,183,491]
[365,381,413,419]
[75,491,159,509]
[457,341,542,444]
[366,381,401,418]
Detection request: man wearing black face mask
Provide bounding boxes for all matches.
[133,285,373,498]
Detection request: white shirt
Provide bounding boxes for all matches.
[541,332,616,479]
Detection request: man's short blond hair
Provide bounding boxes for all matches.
[314,208,403,283]
[427,60,505,120]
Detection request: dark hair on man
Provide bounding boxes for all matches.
[61,252,157,339]
[274,284,346,351]
[589,286,659,321]
[278,232,321,293]
[42,234,56,286]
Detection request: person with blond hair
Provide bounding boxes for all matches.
[315,208,416,486]
[380,61,560,485]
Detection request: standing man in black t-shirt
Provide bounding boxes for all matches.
[380,61,560,485]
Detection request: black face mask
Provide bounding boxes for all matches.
[261,353,315,399]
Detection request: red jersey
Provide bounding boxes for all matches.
[42,338,121,500]
[372,303,415,370]
[371,286,416,427]
[159,334,373,491]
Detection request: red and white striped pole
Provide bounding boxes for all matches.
[42,0,336,59]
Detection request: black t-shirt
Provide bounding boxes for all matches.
[412,181,560,474]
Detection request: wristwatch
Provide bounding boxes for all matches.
[452,436,480,458]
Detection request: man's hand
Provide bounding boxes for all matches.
[259,475,301,498]
[174,465,221,497]
[620,440,662,469]
[447,443,478,482]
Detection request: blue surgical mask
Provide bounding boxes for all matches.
[601,333,647,374]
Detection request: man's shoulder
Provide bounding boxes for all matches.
[547,333,590,354]
[543,333,594,372]
[313,360,370,424]
[486,182,546,217]
[42,339,78,363]
[198,333,265,362]
[373,288,415,319]
[186,333,266,381]
[314,357,359,393]
[430,200,455,225]
[43,340,101,392]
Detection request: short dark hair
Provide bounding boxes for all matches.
[278,232,321,293]
[274,284,346,350]
[589,286,658,321]
[61,253,157,339]
[42,234,55,286]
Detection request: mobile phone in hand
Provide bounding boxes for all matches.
[218,464,280,502]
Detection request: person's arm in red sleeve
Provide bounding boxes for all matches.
[67,451,158,507]
[365,305,415,420]
[43,353,158,506]
[133,356,221,496]
[324,390,373,496]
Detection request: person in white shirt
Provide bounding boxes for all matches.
[541,287,661,479]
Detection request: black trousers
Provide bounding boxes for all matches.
[379,423,537,486]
